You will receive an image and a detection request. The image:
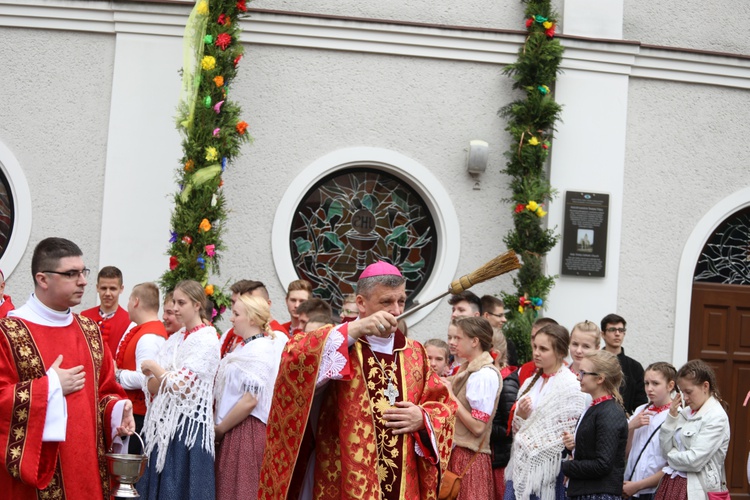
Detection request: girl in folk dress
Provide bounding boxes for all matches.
[137,280,221,500]
[441,317,502,500]
[654,360,730,500]
[623,362,676,500]
[214,295,287,500]
[490,327,519,500]
[504,324,586,500]
[561,350,629,500]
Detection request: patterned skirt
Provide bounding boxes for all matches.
[448,446,493,500]
[215,415,266,500]
[493,467,506,500]
[136,426,215,500]
[504,472,566,500]
[567,495,622,500]
[654,475,688,500]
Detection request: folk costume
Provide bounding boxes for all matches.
[137,324,220,500]
[81,304,132,359]
[504,366,586,500]
[447,351,502,500]
[0,294,129,499]
[258,261,456,500]
[0,294,15,318]
[624,402,671,499]
[115,320,168,454]
[214,333,286,499]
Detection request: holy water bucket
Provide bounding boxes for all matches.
[105,432,148,499]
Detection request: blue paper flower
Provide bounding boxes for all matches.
[221,157,227,172]
[197,256,206,269]
[169,231,178,243]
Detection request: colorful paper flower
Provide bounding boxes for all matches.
[543,21,553,29]
[535,15,548,23]
[196,1,209,16]
[221,157,227,171]
[546,25,556,37]
[182,235,193,245]
[518,305,524,313]
[216,33,232,51]
[515,203,526,214]
[538,85,550,94]
[205,146,218,162]
[205,244,216,257]
[532,297,544,307]
[213,128,221,136]
[536,207,547,218]
[201,56,216,71]
[197,256,206,269]
[184,159,195,171]
[525,18,533,28]
[169,256,179,270]
[526,200,539,211]
[213,75,224,87]
[203,34,213,44]
[204,284,214,295]
[236,121,248,135]
[217,13,229,25]
[542,142,550,150]
[528,137,540,146]
[203,96,211,107]
[219,305,226,314]
[213,100,224,114]
[237,0,247,12]
[169,231,178,243]
[233,54,242,68]
[199,218,212,232]
[212,308,218,319]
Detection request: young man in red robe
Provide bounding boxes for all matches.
[81,265,133,358]
[259,262,457,500]
[116,282,168,454]
[0,268,15,318]
[278,279,312,338]
[0,237,135,499]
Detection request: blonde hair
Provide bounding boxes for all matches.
[492,327,508,367]
[584,350,625,410]
[236,294,274,338]
[174,280,207,320]
[570,320,601,347]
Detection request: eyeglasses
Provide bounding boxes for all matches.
[576,370,600,380]
[486,311,505,319]
[605,327,626,334]
[43,268,91,280]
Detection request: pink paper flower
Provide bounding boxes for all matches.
[213,100,224,114]
[205,244,216,257]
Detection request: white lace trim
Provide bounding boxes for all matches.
[317,328,347,383]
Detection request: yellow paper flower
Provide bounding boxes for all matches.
[196,1,209,15]
[205,147,218,161]
[528,137,540,146]
[199,218,212,232]
[526,200,539,211]
[543,21,552,29]
[536,207,547,217]
[201,56,216,71]
[204,284,214,295]
[518,305,524,313]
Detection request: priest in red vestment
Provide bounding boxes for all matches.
[259,262,456,500]
[0,268,15,318]
[0,237,135,499]
[116,282,168,454]
[81,265,133,358]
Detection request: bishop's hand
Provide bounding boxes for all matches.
[383,402,425,435]
[348,311,398,340]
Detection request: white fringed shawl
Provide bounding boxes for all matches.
[505,366,586,500]
[214,335,280,425]
[141,326,220,473]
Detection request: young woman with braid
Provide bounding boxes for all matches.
[504,324,586,500]
[441,317,502,500]
[490,327,519,500]
[654,360,730,500]
[561,350,629,500]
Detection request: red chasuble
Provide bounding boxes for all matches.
[0,295,15,318]
[0,315,126,499]
[81,305,131,359]
[259,326,456,500]
[116,320,168,416]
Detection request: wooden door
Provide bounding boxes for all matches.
[690,282,750,497]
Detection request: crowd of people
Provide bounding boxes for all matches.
[0,237,735,500]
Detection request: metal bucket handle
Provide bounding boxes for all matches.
[108,430,145,454]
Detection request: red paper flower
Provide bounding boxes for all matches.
[525,18,533,28]
[217,13,229,25]
[515,203,526,214]
[182,235,193,245]
[545,25,556,37]
[236,121,248,135]
[215,33,232,51]
[169,256,179,270]
[233,54,242,68]
[237,0,247,12]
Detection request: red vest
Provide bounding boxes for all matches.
[81,306,131,358]
[118,320,168,415]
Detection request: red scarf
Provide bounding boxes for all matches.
[183,323,206,339]
[648,402,671,413]
[590,394,614,406]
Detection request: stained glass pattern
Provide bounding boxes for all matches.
[290,168,437,311]
[0,172,13,259]
[694,206,750,285]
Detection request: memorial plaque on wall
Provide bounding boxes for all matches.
[561,191,609,277]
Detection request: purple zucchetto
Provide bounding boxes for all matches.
[359,261,402,279]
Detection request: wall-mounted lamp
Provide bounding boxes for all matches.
[466,140,489,190]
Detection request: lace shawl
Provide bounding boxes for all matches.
[214,336,279,424]
[505,366,586,500]
[141,326,220,473]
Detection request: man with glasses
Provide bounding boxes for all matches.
[600,313,647,414]
[481,294,519,367]
[0,237,134,498]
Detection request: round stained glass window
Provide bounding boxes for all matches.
[0,171,13,258]
[290,167,438,311]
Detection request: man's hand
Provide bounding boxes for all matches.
[348,311,398,340]
[116,400,136,437]
[51,355,85,396]
[383,402,425,435]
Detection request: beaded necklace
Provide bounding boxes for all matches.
[183,323,206,339]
